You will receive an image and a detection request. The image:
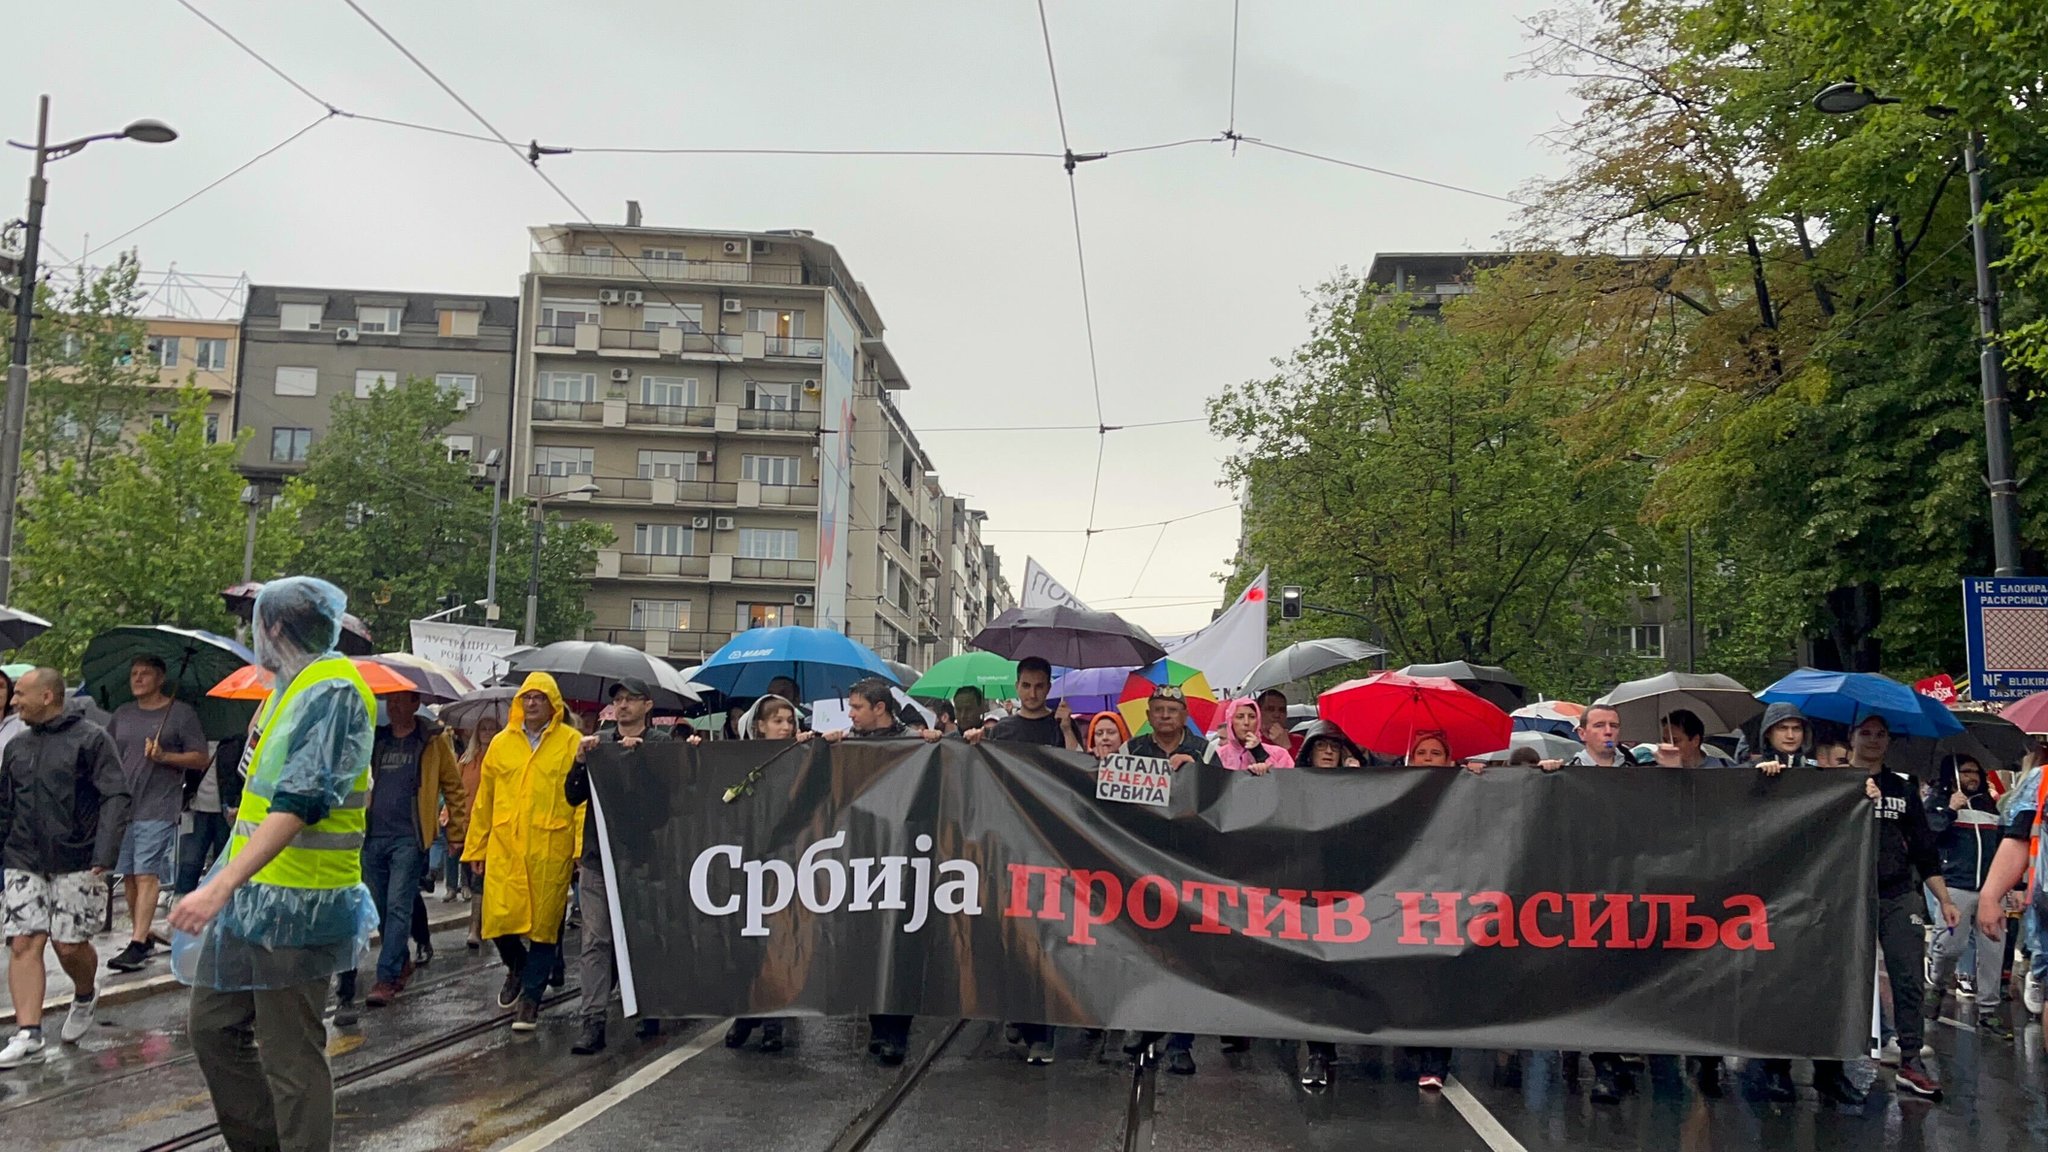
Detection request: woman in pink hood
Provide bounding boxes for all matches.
[1207,697,1294,773]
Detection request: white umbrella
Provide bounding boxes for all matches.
[1238,638,1387,695]
[1596,672,1762,738]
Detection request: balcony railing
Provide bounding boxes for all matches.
[735,408,822,433]
[757,484,820,507]
[533,252,807,285]
[732,557,817,581]
[535,325,744,357]
[617,552,712,578]
[763,336,824,359]
[527,474,737,504]
[587,626,730,656]
[531,398,603,422]
[626,402,716,428]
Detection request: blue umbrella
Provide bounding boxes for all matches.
[1754,669,1964,739]
[694,626,897,700]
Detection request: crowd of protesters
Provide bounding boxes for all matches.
[4,597,2047,1148]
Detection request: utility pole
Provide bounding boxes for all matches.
[0,97,51,602]
[1967,131,2023,577]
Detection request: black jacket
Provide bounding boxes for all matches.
[1924,765,2002,891]
[0,712,132,873]
[1870,768,1943,899]
[565,723,672,867]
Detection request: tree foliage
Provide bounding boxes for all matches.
[25,254,161,486]
[11,390,304,674]
[286,378,610,646]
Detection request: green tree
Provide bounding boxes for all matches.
[1210,276,1654,701]
[287,378,610,646]
[24,253,162,486]
[11,389,304,674]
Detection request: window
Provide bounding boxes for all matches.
[354,369,398,399]
[737,528,800,560]
[539,299,600,328]
[581,246,612,258]
[631,599,691,632]
[271,427,312,462]
[356,306,403,334]
[532,446,594,477]
[741,454,800,486]
[537,371,596,402]
[204,413,220,443]
[637,450,697,480]
[274,366,318,397]
[642,247,688,263]
[745,308,803,337]
[640,375,699,407]
[194,338,229,371]
[738,603,788,630]
[746,381,794,410]
[57,412,124,441]
[1626,624,1664,659]
[435,373,479,406]
[641,303,704,332]
[445,434,477,461]
[438,309,481,337]
[151,336,180,367]
[634,523,694,556]
[279,303,323,331]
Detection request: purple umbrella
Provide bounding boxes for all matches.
[1050,665,1137,712]
[970,606,1167,669]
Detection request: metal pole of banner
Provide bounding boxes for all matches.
[483,450,503,621]
[525,503,543,647]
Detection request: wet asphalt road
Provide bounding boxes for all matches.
[2,917,2044,1151]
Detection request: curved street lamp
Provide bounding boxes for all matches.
[527,480,604,644]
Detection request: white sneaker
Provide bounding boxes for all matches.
[1878,1038,1901,1065]
[2026,968,2046,1016]
[0,1030,47,1068]
[1920,1039,1936,1057]
[60,997,96,1043]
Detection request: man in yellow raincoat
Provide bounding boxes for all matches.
[462,673,583,1031]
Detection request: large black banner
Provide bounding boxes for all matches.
[589,740,1876,1057]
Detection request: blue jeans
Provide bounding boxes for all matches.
[362,837,424,985]
[175,811,232,895]
[2028,906,2048,981]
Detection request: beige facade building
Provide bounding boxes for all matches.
[139,317,240,446]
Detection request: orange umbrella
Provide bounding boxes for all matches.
[207,660,420,701]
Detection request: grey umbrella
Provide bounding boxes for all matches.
[1596,671,1762,739]
[1474,730,1584,762]
[1397,661,1530,710]
[1239,638,1388,695]
[0,605,52,651]
[439,685,515,731]
[969,606,1167,669]
[506,640,701,708]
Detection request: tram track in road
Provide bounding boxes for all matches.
[131,987,581,1152]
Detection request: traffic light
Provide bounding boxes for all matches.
[1280,585,1303,620]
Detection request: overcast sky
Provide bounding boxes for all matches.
[6,1,1576,633]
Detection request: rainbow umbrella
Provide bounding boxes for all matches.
[1117,658,1219,736]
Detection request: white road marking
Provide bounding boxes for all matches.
[495,1019,732,1151]
[1443,1075,1532,1152]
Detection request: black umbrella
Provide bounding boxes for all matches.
[1891,709,2035,775]
[505,640,701,708]
[969,606,1167,669]
[1397,660,1530,711]
[0,605,52,651]
[1239,637,1387,695]
[80,625,257,740]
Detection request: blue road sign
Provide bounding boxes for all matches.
[1962,576,2048,701]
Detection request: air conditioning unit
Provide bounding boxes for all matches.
[721,298,742,314]
[752,240,773,255]
[721,240,745,256]
[802,378,820,395]
[334,326,359,343]
[714,515,736,531]
[691,515,711,529]
[597,288,623,304]
[794,592,814,607]
[451,397,471,411]
[622,290,644,307]
[467,463,489,478]
[610,367,632,383]
[696,449,715,463]
[1639,583,1663,600]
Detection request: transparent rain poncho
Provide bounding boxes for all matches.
[173,576,379,991]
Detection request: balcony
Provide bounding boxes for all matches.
[586,626,731,659]
[762,336,824,359]
[533,252,807,286]
[734,407,822,434]
[535,324,743,357]
[731,557,817,581]
[616,552,712,579]
[525,472,818,511]
[757,484,820,508]
[626,403,717,429]
[920,550,942,578]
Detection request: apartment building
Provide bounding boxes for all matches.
[235,285,520,483]
[841,389,944,667]
[932,494,994,660]
[515,213,913,663]
[139,317,239,445]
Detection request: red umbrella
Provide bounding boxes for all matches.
[1319,672,1511,761]
[1999,691,2048,736]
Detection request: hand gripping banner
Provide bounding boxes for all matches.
[589,740,1876,1057]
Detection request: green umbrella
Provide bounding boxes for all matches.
[910,651,1020,700]
[81,625,258,740]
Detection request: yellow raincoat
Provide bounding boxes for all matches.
[461,673,584,943]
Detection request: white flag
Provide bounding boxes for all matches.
[1020,557,1091,610]
[1159,570,1269,693]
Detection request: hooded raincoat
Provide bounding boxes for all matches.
[1206,697,1295,771]
[462,673,583,944]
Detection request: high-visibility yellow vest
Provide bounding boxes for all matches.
[226,656,374,890]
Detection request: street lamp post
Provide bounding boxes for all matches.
[481,448,504,622]
[0,96,176,602]
[1814,82,2022,576]
[524,481,600,645]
